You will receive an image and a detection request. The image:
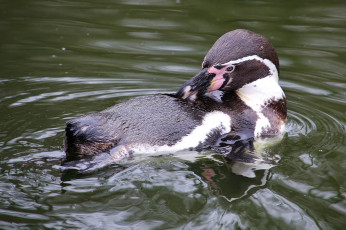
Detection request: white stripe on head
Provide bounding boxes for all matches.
[220,55,277,73]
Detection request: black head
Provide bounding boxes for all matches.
[202,29,279,72]
[176,29,280,100]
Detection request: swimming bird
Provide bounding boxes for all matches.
[64,29,287,167]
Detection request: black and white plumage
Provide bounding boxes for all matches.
[64,29,287,166]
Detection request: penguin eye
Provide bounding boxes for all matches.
[226,65,235,72]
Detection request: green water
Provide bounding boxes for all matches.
[1,0,345,229]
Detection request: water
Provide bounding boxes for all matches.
[1,0,345,229]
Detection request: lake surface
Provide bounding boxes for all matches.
[1,0,345,229]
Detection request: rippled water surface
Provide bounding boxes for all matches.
[1,0,345,229]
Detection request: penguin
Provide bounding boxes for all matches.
[64,29,286,169]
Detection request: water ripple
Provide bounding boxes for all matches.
[282,81,330,96]
[120,18,181,29]
[286,110,317,137]
[0,0,345,229]
[10,91,67,107]
[22,76,144,85]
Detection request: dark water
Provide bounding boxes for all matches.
[1,0,345,229]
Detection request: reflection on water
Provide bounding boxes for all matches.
[1,0,345,229]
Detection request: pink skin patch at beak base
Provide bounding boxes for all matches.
[208,75,225,92]
[207,66,226,92]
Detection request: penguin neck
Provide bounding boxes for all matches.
[206,75,284,109]
[235,74,285,112]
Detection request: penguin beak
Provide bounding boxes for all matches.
[175,67,225,101]
[175,68,214,101]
